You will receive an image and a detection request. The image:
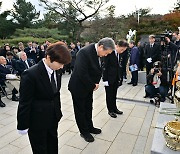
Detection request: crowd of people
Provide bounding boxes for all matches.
[0,32,179,153]
[0,31,180,107]
[0,40,89,107]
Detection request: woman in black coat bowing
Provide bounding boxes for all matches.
[17,42,71,154]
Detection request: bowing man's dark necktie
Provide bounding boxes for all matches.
[51,71,57,93]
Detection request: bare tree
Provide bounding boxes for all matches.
[39,0,110,40]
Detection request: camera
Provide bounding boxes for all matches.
[160,30,172,43]
[154,68,160,74]
[153,61,161,74]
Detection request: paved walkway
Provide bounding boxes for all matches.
[0,74,160,154]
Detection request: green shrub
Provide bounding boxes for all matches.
[11,28,68,40]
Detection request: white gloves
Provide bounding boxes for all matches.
[103,81,109,87]
[147,58,152,63]
[18,129,28,135]
[6,74,18,80]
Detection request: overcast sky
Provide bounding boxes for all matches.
[0,0,178,17]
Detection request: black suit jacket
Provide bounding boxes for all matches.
[6,58,17,71]
[68,44,102,98]
[15,58,35,75]
[145,43,161,63]
[17,60,62,130]
[102,51,122,85]
[0,64,11,85]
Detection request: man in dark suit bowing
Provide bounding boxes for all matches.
[68,37,115,142]
[17,42,71,154]
[145,35,161,75]
[103,40,128,118]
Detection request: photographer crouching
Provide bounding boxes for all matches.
[145,61,169,105]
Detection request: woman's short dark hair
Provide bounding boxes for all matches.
[45,41,71,64]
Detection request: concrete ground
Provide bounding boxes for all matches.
[0,74,161,154]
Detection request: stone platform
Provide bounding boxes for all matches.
[0,75,161,154]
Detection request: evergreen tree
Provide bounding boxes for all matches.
[12,0,40,28]
[0,2,16,39]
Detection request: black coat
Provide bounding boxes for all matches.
[145,43,161,63]
[68,44,102,97]
[0,49,7,57]
[15,59,35,75]
[168,42,178,66]
[38,50,46,62]
[6,58,17,71]
[25,47,39,63]
[130,46,139,66]
[0,64,11,85]
[102,51,122,85]
[70,49,77,68]
[17,60,63,130]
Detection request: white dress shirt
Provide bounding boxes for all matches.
[24,60,30,68]
[42,58,57,86]
[95,43,101,67]
[115,50,119,61]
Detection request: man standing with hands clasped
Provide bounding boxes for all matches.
[68,37,115,142]
[145,35,161,75]
[17,42,71,154]
[128,40,140,86]
[103,40,128,118]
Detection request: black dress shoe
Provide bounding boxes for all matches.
[160,97,165,102]
[12,95,19,101]
[114,109,123,115]
[132,83,137,86]
[150,99,154,104]
[127,82,133,85]
[80,133,94,142]
[90,127,102,134]
[0,101,6,107]
[108,112,117,118]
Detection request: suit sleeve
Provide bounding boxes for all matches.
[0,72,6,80]
[17,70,35,130]
[15,61,24,73]
[131,48,139,65]
[151,44,161,61]
[144,45,148,59]
[76,52,96,91]
[102,56,109,81]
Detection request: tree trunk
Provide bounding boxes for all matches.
[76,22,83,41]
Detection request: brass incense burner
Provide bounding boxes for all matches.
[174,81,180,111]
[162,81,180,151]
[163,121,180,150]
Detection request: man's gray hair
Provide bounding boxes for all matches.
[97,37,115,50]
[149,35,155,39]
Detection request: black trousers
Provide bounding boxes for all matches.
[131,70,138,84]
[71,92,94,135]
[1,84,17,95]
[12,88,18,95]
[105,81,118,112]
[146,62,153,75]
[28,127,58,154]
